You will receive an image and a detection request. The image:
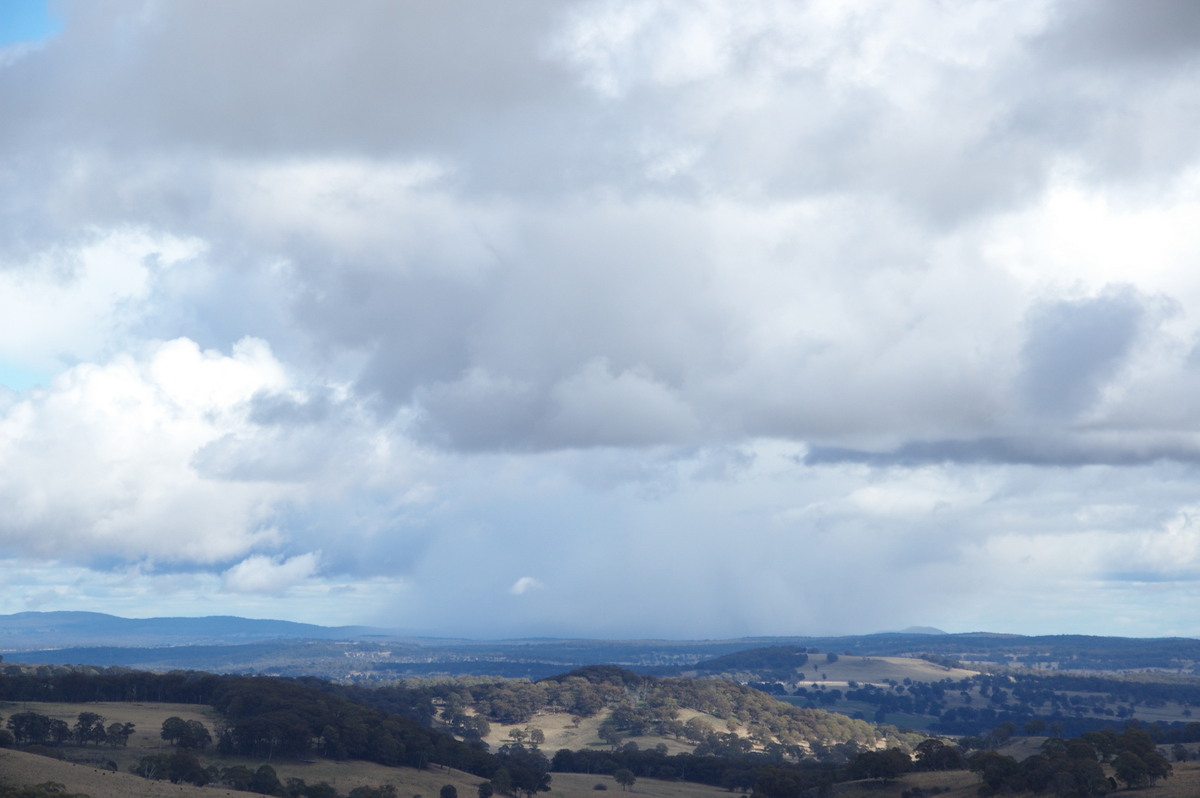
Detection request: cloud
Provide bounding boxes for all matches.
[223,552,322,595]
[509,577,545,596]
[0,337,294,566]
[0,229,203,374]
[1035,0,1200,67]
[3,1,1200,639]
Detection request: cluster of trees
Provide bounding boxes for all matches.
[132,756,397,797]
[132,750,211,785]
[968,727,1171,797]
[842,739,963,782]
[2,709,133,748]
[486,744,553,797]
[0,666,532,792]
[209,676,497,776]
[686,646,813,680]
[160,715,212,748]
[581,670,918,758]
[0,662,221,704]
[549,744,841,795]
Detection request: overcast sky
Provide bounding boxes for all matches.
[2,1,1200,639]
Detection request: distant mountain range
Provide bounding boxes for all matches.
[0,610,381,649]
[3,611,1197,681]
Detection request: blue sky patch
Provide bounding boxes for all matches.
[0,0,61,47]
[0,361,48,391]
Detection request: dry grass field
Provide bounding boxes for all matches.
[0,700,219,775]
[0,745,737,798]
[10,697,1200,798]
[483,707,725,755]
[0,700,737,798]
[1,747,219,797]
[789,655,979,687]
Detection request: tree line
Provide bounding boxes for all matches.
[2,709,134,748]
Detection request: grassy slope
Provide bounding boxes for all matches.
[0,700,735,798]
[483,707,720,755]
[0,746,744,798]
[753,655,980,686]
[8,698,1200,797]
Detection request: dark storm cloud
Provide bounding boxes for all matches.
[2,0,572,155]
[1036,0,1200,66]
[805,434,1200,468]
[248,389,335,426]
[1019,289,1149,420]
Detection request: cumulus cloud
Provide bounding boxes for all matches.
[4,1,1200,638]
[223,552,322,595]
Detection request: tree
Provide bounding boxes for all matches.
[1113,751,1149,789]
[107,722,132,747]
[161,716,188,746]
[914,738,964,772]
[7,711,52,744]
[168,750,209,785]
[491,769,513,797]
[48,719,71,746]
[968,751,1020,792]
[477,783,494,798]
[249,764,283,795]
[496,745,552,798]
[74,711,105,746]
[848,749,911,782]
[613,769,636,791]
[598,724,623,751]
[440,785,458,798]
[179,719,212,749]
[133,754,171,780]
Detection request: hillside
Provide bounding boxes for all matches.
[9,662,1200,798]
[0,662,922,795]
[2,746,740,798]
[668,646,1200,740]
[405,665,926,759]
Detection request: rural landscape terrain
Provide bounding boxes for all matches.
[5,614,1200,796]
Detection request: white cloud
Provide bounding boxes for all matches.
[509,576,545,596]
[0,229,203,375]
[0,337,293,565]
[223,552,322,594]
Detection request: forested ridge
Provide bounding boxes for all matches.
[0,664,506,781]
[363,664,924,758]
[3,661,1196,798]
[0,661,924,798]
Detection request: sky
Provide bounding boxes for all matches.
[2,1,1200,640]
